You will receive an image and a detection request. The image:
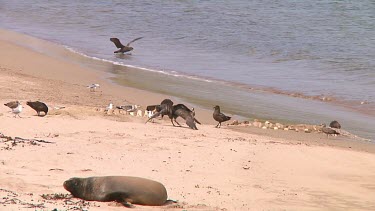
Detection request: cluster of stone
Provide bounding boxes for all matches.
[228,119,325,133]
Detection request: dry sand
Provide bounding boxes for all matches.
[1,33,375,211]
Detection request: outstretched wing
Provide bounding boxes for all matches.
[126,37,143,46]
[173,105,198,130]
[110,38,125,48]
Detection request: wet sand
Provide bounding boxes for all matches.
[1,32,375,210]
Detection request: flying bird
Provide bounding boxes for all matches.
[87,83,100,92]
[110,37,143,54]
[329,120,341,129]
[4,101,20,109]
[27,101,48,116]
[213,105,231,128]
[172,104,201,130]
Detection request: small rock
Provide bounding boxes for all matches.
[242,120,250,125]
[262,126,267,129]
[253,122,262,128]
[273,127,278,130]
[275,123,284,129]
[231,120,240,125]
[304,128,311,133]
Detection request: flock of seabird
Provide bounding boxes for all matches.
[2,36,343,137]
[108,37,345,136]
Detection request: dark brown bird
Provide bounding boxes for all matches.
[4,101,20,109]
[110,37,143,54]
[172,104,201,130]
[146,99,174,123]
[27,101,48,116]
[321,124,340,137]
[329,120,341,129]
[213,105,231,128]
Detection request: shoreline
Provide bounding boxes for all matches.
[1,29,375,210]
[0,28,374,140]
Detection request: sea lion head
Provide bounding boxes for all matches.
[63,177,86,198]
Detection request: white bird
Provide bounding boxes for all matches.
[136,110,143,117]
[105,103,113,112]
[146,110,154,122]
[12,104,23,118]
[87,83,100,92]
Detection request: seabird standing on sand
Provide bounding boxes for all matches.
[213,105,231,128]
[146,99,174,123]
[110,37,143,54]
[11,103,23,118]
[105,103,113,112]
[26,101,48,116]
[87,84,100,92]
[4,101,22,118]
[329,120,341,129]
[321,124,340,137]
[116,104,140,112]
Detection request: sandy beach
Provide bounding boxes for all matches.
[1,32,375,211]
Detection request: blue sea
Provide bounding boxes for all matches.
[0,0,374,139]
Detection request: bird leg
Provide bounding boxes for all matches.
[173,119,182,127]
[146,113,159,124]
[215,122,220,128]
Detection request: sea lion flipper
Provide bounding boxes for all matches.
[120,201,135,208]
[106,192,135,208]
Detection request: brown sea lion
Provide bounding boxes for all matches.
[63,176,168,207]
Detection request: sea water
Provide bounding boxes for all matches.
[0,0,374,139]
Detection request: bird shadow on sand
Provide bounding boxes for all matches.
[157,124,197,130]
